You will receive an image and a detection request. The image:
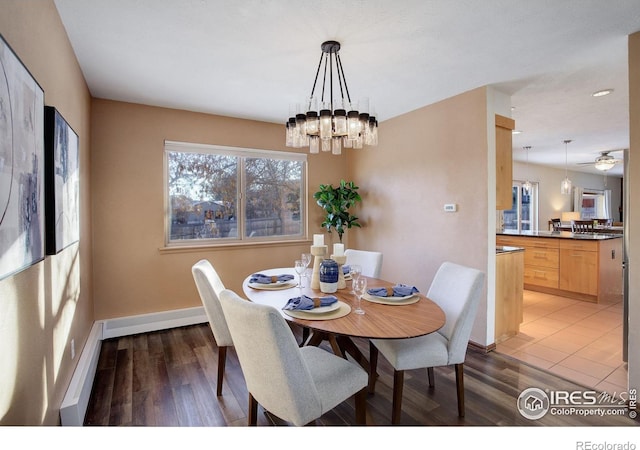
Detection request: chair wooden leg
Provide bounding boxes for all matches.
[248,393,258,426]
[427,366,435,388]
[216,346,227,396]
[391,370,404,425]
[368,341,379,393]
[455,363,465,417]
[354,388,367,425]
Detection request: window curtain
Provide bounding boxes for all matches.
[573,186,584,217]
[604,189,612,219]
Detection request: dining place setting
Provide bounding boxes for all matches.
[244,235,423,325]
[241,234,445,348]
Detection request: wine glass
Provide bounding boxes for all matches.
[301,253,312,286]
[352,277,367,315]
[294,259,306,291]
[349,264,362,283]
[301,252,312,268]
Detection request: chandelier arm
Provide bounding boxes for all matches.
[329,51,334,111]
[321,53,328,104]
[335,53,352,104]
[308,52,325,109]
[335,56,346,105]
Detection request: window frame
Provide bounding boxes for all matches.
[503,180,539,232]
[163,140,308,248]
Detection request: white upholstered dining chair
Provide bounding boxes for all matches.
[345,249,383,278]
[218,288,369,426]
[369,261,485,424]
[191,259,233,396]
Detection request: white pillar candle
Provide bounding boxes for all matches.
[333,243,344,256]
[313,234,324,246]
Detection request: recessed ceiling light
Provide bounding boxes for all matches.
[592,89,613,97]
[512,130,522,135]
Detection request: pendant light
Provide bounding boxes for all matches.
[560,139,572,195]
[522,146,532,194]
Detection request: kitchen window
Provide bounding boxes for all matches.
[164,141,307,246]
[503,181,538,232]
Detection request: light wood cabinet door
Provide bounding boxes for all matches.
[559,248,598,295]
[496,114,515,210]
[495,251,524,343]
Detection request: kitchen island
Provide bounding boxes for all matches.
[496,230,623,303]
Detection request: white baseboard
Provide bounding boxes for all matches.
[60,321,103,426]
[101,306,207,339]
[60,306,207,426]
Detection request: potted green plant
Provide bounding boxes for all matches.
[313,180,362,243]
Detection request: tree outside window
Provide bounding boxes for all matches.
[165,142,306,244]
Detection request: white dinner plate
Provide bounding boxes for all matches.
[303,301,341,314]
[363,293,419,306]
[248,281,295,290]
[365,292,414,301]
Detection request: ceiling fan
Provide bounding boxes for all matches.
[577,150,624,171]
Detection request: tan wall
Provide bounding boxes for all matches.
[347,87,492,345]
[90,99,348,319]
[0,1,93,425]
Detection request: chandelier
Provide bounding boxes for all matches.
[285,41,378,154]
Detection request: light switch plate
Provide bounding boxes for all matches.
[444,203,457,212]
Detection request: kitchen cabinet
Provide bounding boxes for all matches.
[495,114,515,210]
[496,232,622,303]
[497,235,559,288]
[495,247,524,343]
[559,240,598,296]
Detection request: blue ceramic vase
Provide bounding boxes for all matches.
[319,259,339,293]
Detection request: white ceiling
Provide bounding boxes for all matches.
[53,0,640,177]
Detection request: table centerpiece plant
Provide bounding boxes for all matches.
[313,179,362,243]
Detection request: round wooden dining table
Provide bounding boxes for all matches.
[242,267,446,388]
[242,267,445,340]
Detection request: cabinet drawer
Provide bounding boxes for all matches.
[524,237,560,249]
[496,236,527,247]
[524,266,559,288]
[559,239,597,252]
[524,248,559,268]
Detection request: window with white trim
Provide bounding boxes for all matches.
[503,180,539,232]
[165,141,307,245]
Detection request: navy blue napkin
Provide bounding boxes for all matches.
[282,295,338,310]
[250,273,295,284]
[367,284,419,297]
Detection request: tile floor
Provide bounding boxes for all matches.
[496,290,627,393]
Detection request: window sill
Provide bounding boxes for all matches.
[158,238,312,254]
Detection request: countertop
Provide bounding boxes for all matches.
[496,245,525,254]
[497,230,622,241]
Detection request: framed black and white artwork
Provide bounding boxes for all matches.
[44,106,79,255]
[0,34,45,281]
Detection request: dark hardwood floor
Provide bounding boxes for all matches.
[84,323,638,427]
